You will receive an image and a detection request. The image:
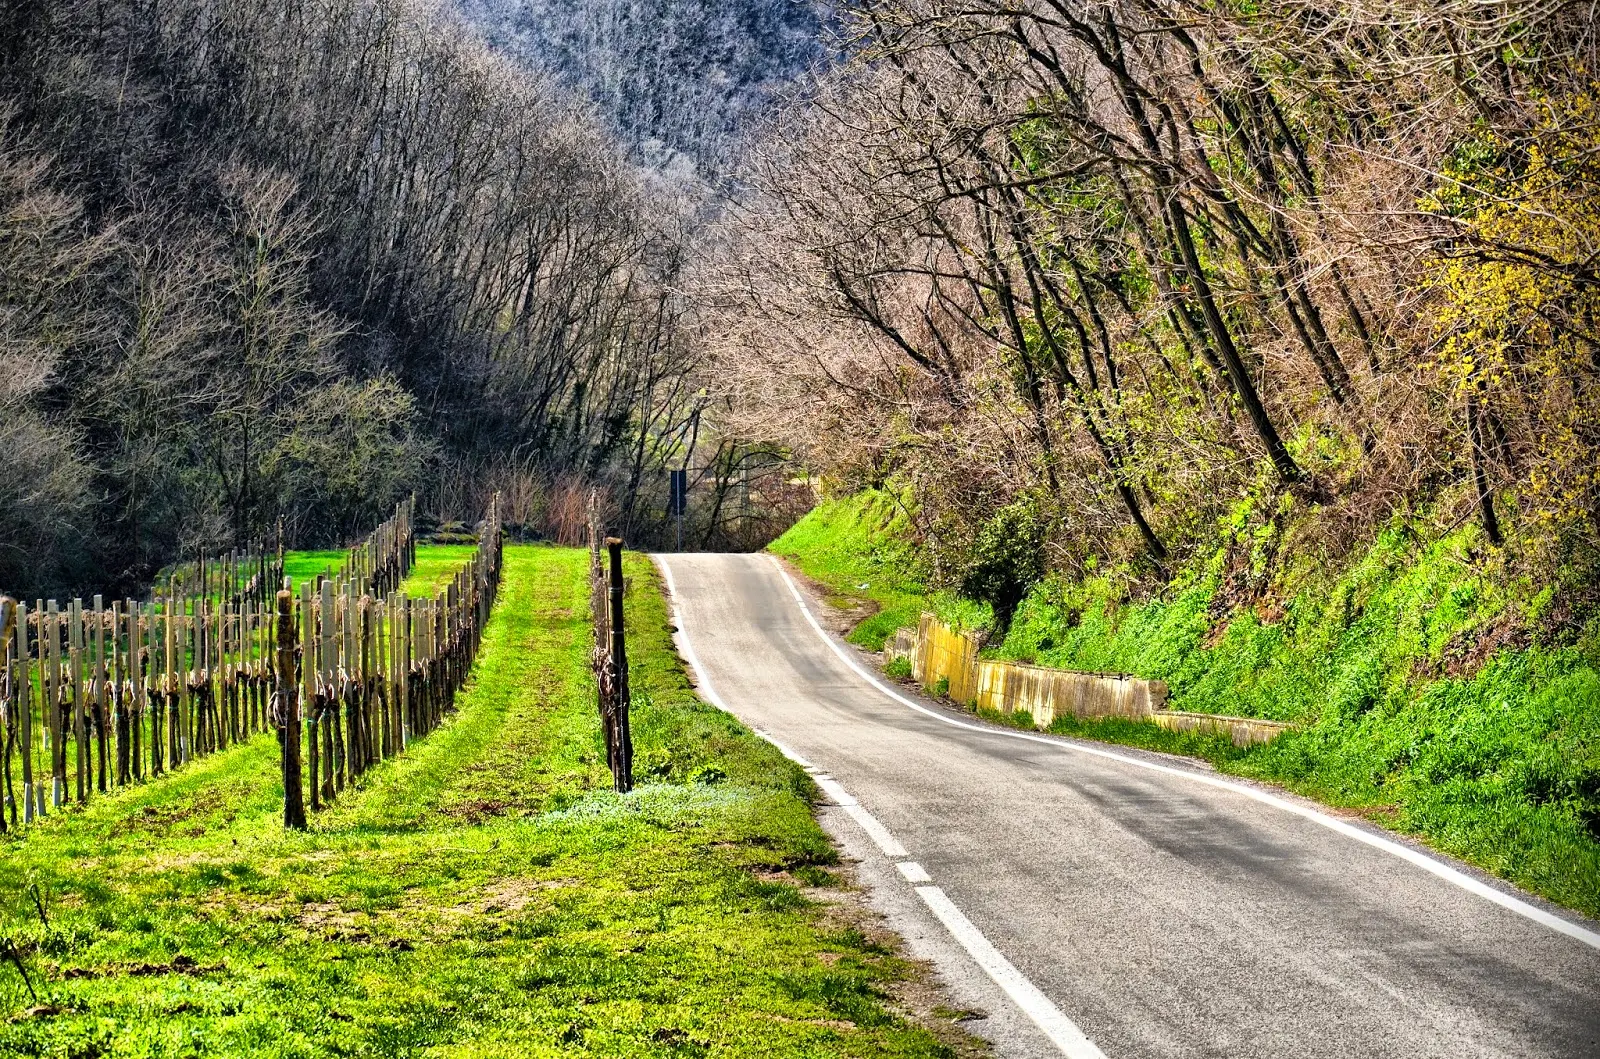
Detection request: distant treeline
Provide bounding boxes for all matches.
[0,0,710,598]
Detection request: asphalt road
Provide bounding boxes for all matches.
[655,552,1600,1059]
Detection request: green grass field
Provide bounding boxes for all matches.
[282,544,477,599]
[280,550,347,589]
[400,544,478,597]
[0,546,964,1057]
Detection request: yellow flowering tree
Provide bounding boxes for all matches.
[1428,87,1600,555]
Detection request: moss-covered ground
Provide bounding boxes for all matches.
[0,545,962,1057]
[776,491,1600,919]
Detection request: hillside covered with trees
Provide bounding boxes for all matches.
[701,0,1600,909]
[0,0,725,598]
[705,0,1600,612]
[451,0,829,175]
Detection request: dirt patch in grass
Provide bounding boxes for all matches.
[455,876,578,917]
[440,797,512,823]
[62,955,223,980]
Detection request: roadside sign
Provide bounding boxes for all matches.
[670,468,687,550]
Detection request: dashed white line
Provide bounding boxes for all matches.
[812,775,856,805]
[766,554,1600,953]
[656,555,1104,1057]
[807,775,910,855]
[838,802,909,858]
[896,861,932,883]
[917,885,1109,1059]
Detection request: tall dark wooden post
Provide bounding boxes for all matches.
[606,539,633,793]
[276,589,307,830]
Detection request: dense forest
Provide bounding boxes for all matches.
[5,0,1599,627]
[702,0,1600,629]
[0,0,737,598]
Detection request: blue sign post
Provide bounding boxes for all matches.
[669,469,687,551]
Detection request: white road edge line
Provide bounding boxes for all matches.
[656,556,1102,1057]
[841,802,909,858]
[654,556,816,766]
[897,861,932,883]
[766,554,1600,952]
[918,886,1109,1059]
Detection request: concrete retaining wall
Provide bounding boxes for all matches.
[911,614,983,704]
[974,660,1166,725]
[891,612,1291,747]
[1151,711,1294,747]
[884,626,917,666]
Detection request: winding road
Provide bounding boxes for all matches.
[656,552,1600,1059]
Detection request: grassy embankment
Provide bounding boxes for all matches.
[773,490,1600,919]
[0,544,963,1057]
[768,491,988,652]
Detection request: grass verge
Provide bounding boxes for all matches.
[769,492,987,651]
[280,550,346,587]
[780,491,1600,920]
[283,544,475,597]
[400,544,478,597]
[0,544,965,1057]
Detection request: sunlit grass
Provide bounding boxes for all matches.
[400,544,478,598]
[280,550,346,588]
[0,545,960,1057]
[282,544,475,598]
[769,491,987,650]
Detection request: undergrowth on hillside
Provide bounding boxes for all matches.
[776,489,1600,918]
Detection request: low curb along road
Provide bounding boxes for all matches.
[655,552,1600,1059]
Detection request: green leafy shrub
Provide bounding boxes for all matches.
[958,492,1049,632]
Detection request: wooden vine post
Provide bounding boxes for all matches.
[603,538,634,793]
[1,597,17,831]
[276,587,306,830]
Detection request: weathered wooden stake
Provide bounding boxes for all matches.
[606,538,633,794]
[277,589,307,830]
[14,601,34,824]
[302,581,319,814]
[94,596,108,793]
